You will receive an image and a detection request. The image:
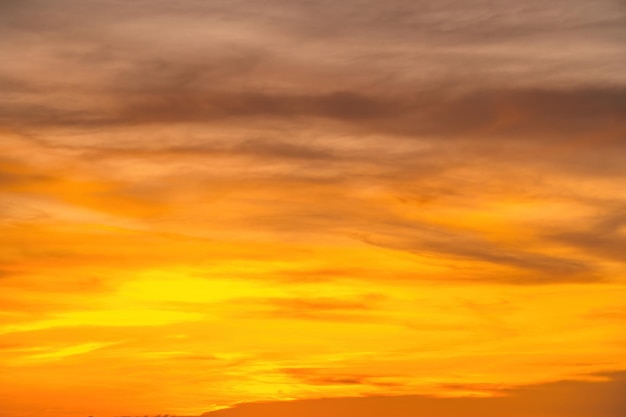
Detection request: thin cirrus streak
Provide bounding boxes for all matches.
[0,0,625,416]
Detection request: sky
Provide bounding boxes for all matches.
[0,0,625,416]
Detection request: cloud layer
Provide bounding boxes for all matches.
[1,1,625,416]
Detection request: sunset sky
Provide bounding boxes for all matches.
[1,1,626,416]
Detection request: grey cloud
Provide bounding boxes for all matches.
[547,205,626,263]
[118,87,626,146]
[3,87,624,145]
[113,91,400,125]
[235,139,334,160]
[203,371,626,417]
[0,269,15,280]
[1,0,625,134]
[5,0,623,38]
[79,139,336,162]
[356,220,600,284]
[283,367,404,388]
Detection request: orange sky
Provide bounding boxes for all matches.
[1,1,626,416]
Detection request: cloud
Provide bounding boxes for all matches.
[547,204,626,263]
[281,367,408,389]
[3,87,625,143]
[232,294,385,322]
[1,1,625,416]
[202,372,626,417]
[80,138,337,163]
[352,218,601,284]
[1,0,624,139]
